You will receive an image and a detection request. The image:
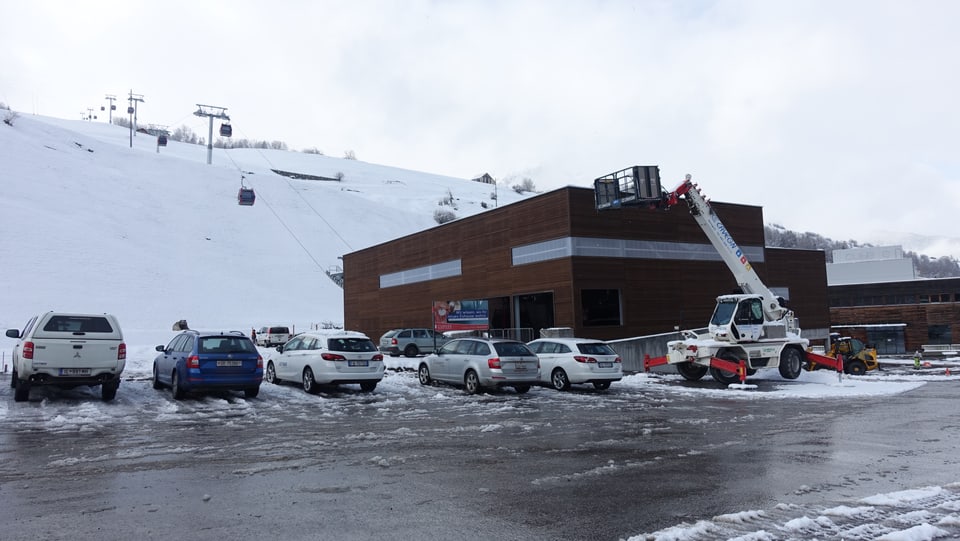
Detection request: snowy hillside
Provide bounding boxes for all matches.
[0,115,531,345]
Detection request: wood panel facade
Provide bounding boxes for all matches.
[828,278,960,352]
[344,186,830,343]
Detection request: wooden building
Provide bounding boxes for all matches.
[828,278,960,354]
[343,186,829,343]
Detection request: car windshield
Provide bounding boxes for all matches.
[327,338,377,352]
[576,342,616,355]
[493,342,535,357]
[199,337,256,354]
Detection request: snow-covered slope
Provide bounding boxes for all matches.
[0,115,530,344]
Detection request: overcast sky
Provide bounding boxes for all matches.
[3,0,959,257]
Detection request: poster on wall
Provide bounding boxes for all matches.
[432,299,489,332]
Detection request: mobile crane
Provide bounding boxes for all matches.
[594,166,842,384]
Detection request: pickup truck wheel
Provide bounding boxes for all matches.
[171,371,186,400]
[10,368,17,388]
[778,347,803,380]
[676,362,708,381]
[101,382,118,402]
[13,379,30,402]
[152,364,163,389]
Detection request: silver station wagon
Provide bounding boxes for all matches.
[417,337,540,394]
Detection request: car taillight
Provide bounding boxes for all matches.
[372,353,383,362]
[257,354,263,369]
[614,356,622,363]
[321,352,346,361]
[574,355,597,363]
[187,355,200,369]
[488,358,501,369]
[118,342,127,361]
[22,341,34,360]
[391,338,398,345]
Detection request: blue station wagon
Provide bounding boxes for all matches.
[153,330,263,399]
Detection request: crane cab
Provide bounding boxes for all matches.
[237,187,255,206]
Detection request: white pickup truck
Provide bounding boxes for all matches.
[5,312,126,402]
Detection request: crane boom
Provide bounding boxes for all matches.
[665,175,787,322]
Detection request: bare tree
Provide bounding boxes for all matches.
[344,150,357,160]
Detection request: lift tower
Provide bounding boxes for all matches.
[193,104,230,165]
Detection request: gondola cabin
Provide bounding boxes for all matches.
[220,123,233,137]
[157,134,168,147]
[238,187,255,206]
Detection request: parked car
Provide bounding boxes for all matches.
[152,330,263,399]
[265,330,384,393]
[5,312,125,402]
[256,326,291,347]
[379,328,451,357]
[527,337,622,391]
[417,338,540,394]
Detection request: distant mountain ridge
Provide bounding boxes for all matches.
[764,224,960,278]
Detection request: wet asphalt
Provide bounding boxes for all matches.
[0,364,957,541]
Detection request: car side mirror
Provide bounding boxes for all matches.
[276,345,283,353]
[5,329,20,339]
[155,345,165,352]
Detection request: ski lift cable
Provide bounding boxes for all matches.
[213,144,338,271]
[232,125,354,252]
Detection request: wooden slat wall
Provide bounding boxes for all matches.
[345,186,828,343]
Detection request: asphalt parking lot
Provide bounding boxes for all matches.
[0,363,958,541]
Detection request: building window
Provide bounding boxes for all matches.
[581,289,622,327]
[928,325,951,345]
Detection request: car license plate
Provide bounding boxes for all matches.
[598,362,613,368]
[348,360,368,367]
[60,368,91,376]
[217,360,243,367]
[515,363,528,371]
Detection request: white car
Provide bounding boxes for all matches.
[527,337,622,391]
[265,330,384,393]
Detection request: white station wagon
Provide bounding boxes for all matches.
[527,337,622,391]
[265,330,384,394]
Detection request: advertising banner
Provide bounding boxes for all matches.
[432,299,489,332]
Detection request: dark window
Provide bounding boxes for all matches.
[43,315,114,333]
[493,342,535,357]
[581,289,622,327]
[327,338,377,352]
[577,342,616,355]
[179,336,195,353]
[399,330,412,338]
[200,337,255,354]
[928,325,951,345]
[269,327,289,334]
